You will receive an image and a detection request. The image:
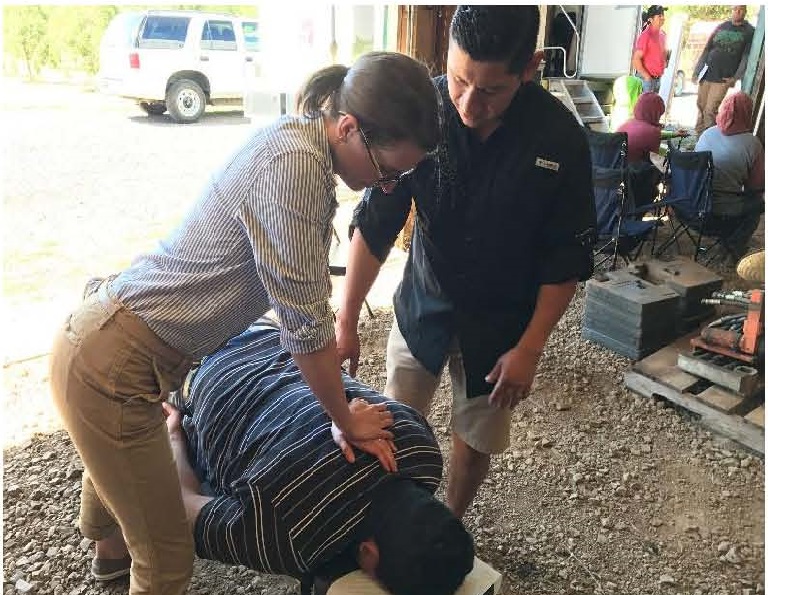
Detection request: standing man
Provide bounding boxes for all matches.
[335,5,596,519]
[693,5,755,135]
[632,5,668,94]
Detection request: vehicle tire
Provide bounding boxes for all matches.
[166,79,206,124]
[139,101,166,116]
[673,70,685,97]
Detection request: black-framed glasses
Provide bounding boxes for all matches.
[339,112,415,187]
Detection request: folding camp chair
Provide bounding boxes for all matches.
[587,130,628,169]
[587,131,656,270]
[649,146,721,263]
[693,192,765,264]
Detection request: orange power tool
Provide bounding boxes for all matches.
[690,289,765,366]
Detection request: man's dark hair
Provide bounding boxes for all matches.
[642,5,665,28]
[450,5,541,74]
[366,480,475,595]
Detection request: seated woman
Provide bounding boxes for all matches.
[694,91,765,257]
[616,92,673,208]
[166,318,475,595]
[617,92,668,164]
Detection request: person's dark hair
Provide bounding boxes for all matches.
[296,52,440,152]
[642,5,665,28]
[365,480,475,595]
[450,5,541,74]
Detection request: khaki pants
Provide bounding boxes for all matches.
[384,319,511,454]
[696,80,730,135]
[49,282,195,594]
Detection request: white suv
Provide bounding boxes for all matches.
[98,10,259,123]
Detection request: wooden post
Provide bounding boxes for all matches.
[396,5,455,76]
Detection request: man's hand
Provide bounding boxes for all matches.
[335,312,361,377]
[332,398,398,471]
[162,402,213,526]
[485,345,542,409]
[162,401,186,443]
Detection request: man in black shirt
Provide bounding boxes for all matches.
[165,320,474,595]
[336,5,595,518]
[693,5,755,135]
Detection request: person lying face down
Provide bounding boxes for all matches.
[165,318,475,595]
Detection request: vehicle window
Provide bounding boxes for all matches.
[242,21,260,52]
[200,20,238,51]
[139,16,190,49]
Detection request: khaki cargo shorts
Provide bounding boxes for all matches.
[384,318,511,454]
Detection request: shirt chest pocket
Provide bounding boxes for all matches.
[473,160,561,232]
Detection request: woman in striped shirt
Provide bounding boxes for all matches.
[49,51,440,595]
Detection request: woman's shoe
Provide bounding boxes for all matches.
[91,554,132,582]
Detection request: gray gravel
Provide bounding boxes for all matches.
[3,80,765,594]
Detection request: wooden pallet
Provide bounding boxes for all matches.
[623,333,764,455]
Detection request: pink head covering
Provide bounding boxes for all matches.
[716,92,753,136]
[634,92,665,127]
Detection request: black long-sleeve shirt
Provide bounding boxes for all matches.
[352,77,595,398]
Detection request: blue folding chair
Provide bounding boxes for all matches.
[648,146,719,262]
[587,130,628,169]
[587,131,657,270]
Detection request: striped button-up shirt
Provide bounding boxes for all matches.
[181,321,443,577]
[111,115,338,357]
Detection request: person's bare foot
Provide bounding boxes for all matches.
[95,526,129,560]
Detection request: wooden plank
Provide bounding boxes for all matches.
[624,370,764,455]
[661,368,700,393]
[696,386,744,413]
[634,332,698,371]
[633,338,699,392]
[634,345,678,375]
[745,406,765,429]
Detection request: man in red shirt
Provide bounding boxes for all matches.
[632,5,668,94]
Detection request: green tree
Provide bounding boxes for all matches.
[53,6,119,74]
[3,5,51,79]
[666,6,732,22]
[351,35,373,61]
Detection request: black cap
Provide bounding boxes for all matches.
[646,5,665,18]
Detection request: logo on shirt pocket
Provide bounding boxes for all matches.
[535,157,560,172]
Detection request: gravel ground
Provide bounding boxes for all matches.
[3,80,765,595]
